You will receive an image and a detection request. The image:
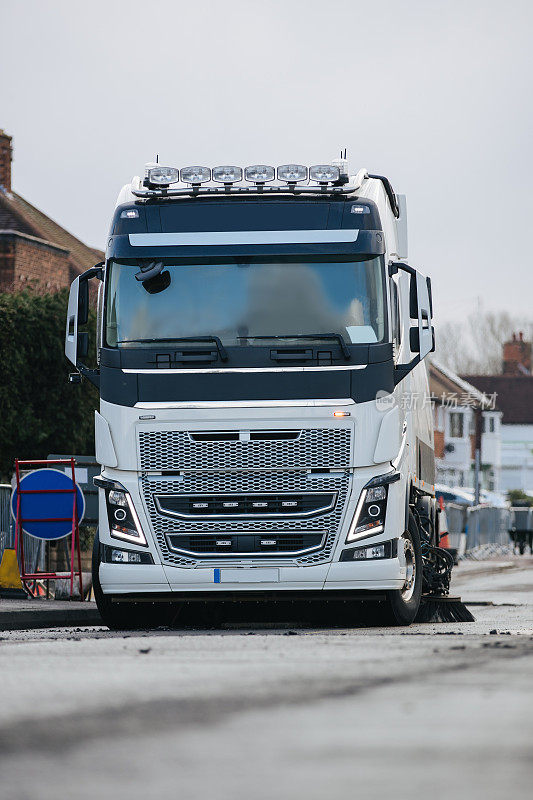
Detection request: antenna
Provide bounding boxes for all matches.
[343,148,347,160]
[155,153,159,164]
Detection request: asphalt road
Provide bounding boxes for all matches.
[1,558,532,800]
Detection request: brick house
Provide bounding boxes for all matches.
[464,333,533,493]
[0,128,103,293]
[429,361,502,491]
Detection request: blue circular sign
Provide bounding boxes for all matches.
[11,468,85,540]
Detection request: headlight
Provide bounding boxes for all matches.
[105,488,147,546]
[345,473,399,544]
[245,165,275,184]
[181,166,211,184]
[309,164,340,183]
[212,165,242,184]
[108,489,128,507]
[147,166,180,185]
[277,164,308,183]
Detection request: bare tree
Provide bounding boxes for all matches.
[435,301,533,375]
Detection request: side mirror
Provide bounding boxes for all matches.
[78,278,89,326]
[65,275,81,367]
[389,262,434,384]
[65,262,104,385]
[77,331,89,359]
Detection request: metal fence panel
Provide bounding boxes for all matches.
[466,505,512,550]
[0,483,45,574]
[445,503,467,535]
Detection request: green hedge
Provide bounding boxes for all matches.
[0,290,98,480]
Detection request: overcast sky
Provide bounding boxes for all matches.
[1,0,531,323]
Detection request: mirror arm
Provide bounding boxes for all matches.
[394,355,421,385]
[69,363,100,388]
[79,262,105,282]
[388,261,415,278]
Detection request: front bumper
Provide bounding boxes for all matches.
[98,458,408,597]
[99,557,405,595]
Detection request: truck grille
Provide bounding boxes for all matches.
[140,467,351,568]
[167,533,324,557]
[138,427,351,472]
[155,492,336,519]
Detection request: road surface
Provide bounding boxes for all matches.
[0,557,532,799]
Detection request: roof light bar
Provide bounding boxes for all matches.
[213,165,243,184]
[146,166,180,185]
[277,164,308,183]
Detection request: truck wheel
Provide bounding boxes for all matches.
[381,512,423,626]
[92,531,159,630]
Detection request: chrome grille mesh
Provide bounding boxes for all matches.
[141,470,351,568]
[138,428,351,472]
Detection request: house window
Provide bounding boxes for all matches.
[483,415,496,433]
[449,412,464,438]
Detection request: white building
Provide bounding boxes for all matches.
[429,361,502,491]
[464,333,533,494]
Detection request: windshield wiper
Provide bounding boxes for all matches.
[251,333,351,360]
[116,336,228,362]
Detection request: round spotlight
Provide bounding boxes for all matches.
[245,165,275,184]
[277,164,308,183]
[180,166,211,184]
[213,166,243,184]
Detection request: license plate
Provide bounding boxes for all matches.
[214,568,280,584]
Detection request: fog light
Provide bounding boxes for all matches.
[111,549,142,563]
[340,541,395,562]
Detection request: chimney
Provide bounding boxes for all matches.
[0,129,13,193]
[503,331,531,375]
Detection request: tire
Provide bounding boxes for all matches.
[380,511,423,626]
[92,531,168,630]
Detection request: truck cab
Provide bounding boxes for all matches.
[65,161,436,627]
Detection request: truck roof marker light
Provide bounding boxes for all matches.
[277,164,308,184]
[333,411,351,417]
[120,209,139,219]
[245,165,275,184]
[146,166,180,185]
[309,165,340,184]
[213,166,243,184]
[181,166,211,185]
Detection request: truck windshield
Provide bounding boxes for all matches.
[105,255,386,348]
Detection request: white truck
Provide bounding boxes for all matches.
[66,160,444,628]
